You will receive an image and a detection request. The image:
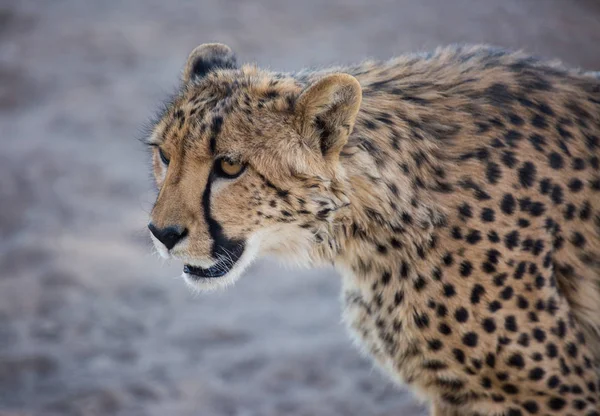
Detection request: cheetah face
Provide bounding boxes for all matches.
[146,44,362,290]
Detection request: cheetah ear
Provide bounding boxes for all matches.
[295,74,362,162]
[183,43,238,83]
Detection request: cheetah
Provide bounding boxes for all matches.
[145,43,600,415]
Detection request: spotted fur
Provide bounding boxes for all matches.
[146,43,600,415]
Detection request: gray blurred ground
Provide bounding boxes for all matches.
[0,1,599,415]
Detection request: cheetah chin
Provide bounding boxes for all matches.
[180,236,261,290]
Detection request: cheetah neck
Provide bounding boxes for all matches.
[326,118,449,277]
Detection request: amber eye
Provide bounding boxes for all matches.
[214,157,245,179]
[158,148,170,166]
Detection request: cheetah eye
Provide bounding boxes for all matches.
[214,157,245,179]
[158,148,170,166]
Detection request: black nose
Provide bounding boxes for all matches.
[148,223,188,250]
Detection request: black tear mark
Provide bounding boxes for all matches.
[202,170,245,259]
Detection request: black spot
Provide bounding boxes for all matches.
[501,151,518,168]
[527,367,545,381]
[488,231,500,243]
[377,244,388,254]
[504,128,523,143]
[586,133,599,150]
[540,178,553,195]
[568,178,584,192]
[579,201,592,220]
[534,275,545,289]
[526,200,545,217]
[465,230,482,244]
[428,339,443,351]
[546,343,558,358]
[458,203,473,219]
[494,273,508,286]
[414,312,429,328]
[504,230,520,250]
[572,157,586,170]
[470,284,485,304]
[455,307,469,323]
[502,384,519,395]
[547,375,560,388]
[491,394,505,403]
[486,162,502,184]
[505,315,518,332]
[482,261,495,274]
[482,318,496,333]
[423,360,447,371]
[518,162,536,188]
[500,194,516,215]
[460,261,473,277]
[413,276,427,291]
[517,333,529,346]
[529,133,546,151]
[508,113,524,126]
[489,301,502,312]
[438,323,452,335]
[394,291,404,306]
[547,397,566,411]
[551,184,563,205]
[513,262,526,279]
[381,271,391,285]
[497,371,509,381]
[462,332,478,347]
[507,353,525,369]
[571,232,586,248]
[517,296,529,309]
[481,208,495,222]
[400,261,410,279]
[566,342,578,358]
[522,401,539,414]
[479,376,492,390]
[537,102,554,115]
[453,348,466,363]
[209,116,224,154]
[485,83,513,105]
[531,114,548,129]
[548,152,563,169]
[451,226,463,240]
[363,120,378,130]
[443,284,456,297]
[564,203,576,220]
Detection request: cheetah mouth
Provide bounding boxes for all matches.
[183,244,245,279]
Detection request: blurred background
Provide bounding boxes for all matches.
[1,1,599,415]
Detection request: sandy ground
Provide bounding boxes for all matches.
[0,1,599,415]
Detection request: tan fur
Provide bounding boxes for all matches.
[147,44,600,415]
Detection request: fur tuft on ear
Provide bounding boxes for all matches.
[295,74,362,162]
[183,43,237,83]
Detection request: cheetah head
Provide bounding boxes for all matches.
[146,43,362,290]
